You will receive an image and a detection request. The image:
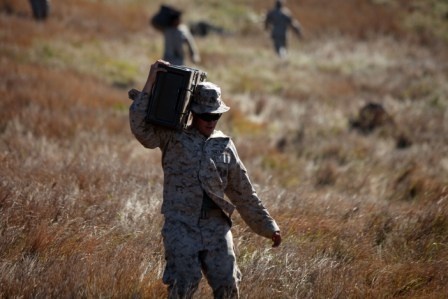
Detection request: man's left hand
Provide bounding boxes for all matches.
[272,231,282,248]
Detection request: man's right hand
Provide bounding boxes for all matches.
[142,59,170,94]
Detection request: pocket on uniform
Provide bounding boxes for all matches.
[215,152,231,164]
[214,153,230,180]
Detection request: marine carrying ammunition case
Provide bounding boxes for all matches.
[146,64,207,130]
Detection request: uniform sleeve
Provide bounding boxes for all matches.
[283,8,301,37]
[290,16,302,37]
[129,91,172,150]
[224,140,280,238]
[180,24,200,62]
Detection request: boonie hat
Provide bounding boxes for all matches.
[191,82,230,114]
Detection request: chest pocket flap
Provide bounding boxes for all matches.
[215,152,231,164]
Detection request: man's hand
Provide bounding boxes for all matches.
[128,88,140,101]
[142,59,170,94]
[272,231,282,248]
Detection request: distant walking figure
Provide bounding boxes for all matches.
[151,5,200,66]
[265,0,302,59]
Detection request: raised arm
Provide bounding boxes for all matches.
[129,60,172,149]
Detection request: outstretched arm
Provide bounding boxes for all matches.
[291,19,302,39]
[181,25,201,63]
[128,59,172,149]
[224,141,281,241]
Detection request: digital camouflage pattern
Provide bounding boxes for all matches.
[129,91,279,298]
[162,214,240,298]
[191,82,230,114]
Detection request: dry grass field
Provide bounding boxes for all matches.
[1,0,447,298]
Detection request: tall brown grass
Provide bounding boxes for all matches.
[1,0,447,298]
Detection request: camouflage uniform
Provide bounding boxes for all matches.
[163,24,200,66]
[129,88,280,298]
[265,0,301,58]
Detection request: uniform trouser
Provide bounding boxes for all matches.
[162,211,241,299]
[273,36,287,58]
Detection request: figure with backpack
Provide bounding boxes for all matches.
[151,5,201,66]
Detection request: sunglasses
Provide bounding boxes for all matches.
[195,113,222,122]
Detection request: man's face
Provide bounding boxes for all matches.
[192,113,222,137]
